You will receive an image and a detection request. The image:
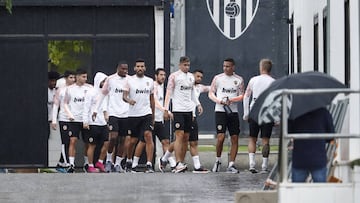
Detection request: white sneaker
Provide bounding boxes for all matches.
[212,161,221,172]
[174,162,187,173]
[260,167,269,174]
[226,165,239,174]
[249,167,258,174]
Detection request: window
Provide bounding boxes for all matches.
[296,27,302,73]
[290,14,294,74]
[345,0,350,87]
[323,7,328,73]
[314,14,319,71]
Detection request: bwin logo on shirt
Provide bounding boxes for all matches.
[206,0,259,40]
[115,88,124,93]
[136,89,150,94]
[73,97,85,102]
[222,88,237,93]
[180,85,192,90]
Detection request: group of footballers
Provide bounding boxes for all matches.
[47,56,275,174]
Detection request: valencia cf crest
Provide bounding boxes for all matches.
[234,80,238,85]
[206,0,259,40]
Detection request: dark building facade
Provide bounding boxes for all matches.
[0,0,166,167]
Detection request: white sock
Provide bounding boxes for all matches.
[89,164,94,167]
[262,157,268,169]
[84,156,89,164]
[126,158,132,163]
[146,161,152,167]
[132,156,140,168]
[98,159,103,164]
[168,156,176,167]
[69,157,75,166]
[162,150,172,161]
[61,144,67,164]
[249,153,256,168]
[115,156,123,166]
[192,155,201,169]
[215,157,221,163]
[228,161,234,168]
[106,152,113,163]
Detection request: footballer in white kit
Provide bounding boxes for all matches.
[63,69,93,172]
[208,58,244,174]
[123,59,155,173]
[243,58,275,173]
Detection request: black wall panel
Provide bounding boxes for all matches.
[0,40,48,167]
[186,0,289,135]
[0,5,155,166]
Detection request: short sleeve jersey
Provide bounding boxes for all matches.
[193,84,210,116]
[101,73,129,118]
[64,83,93,122]
[53,86,68,122]
[243,74,275,117]
[167,70,196,112]
[154,81,164,122]
[124,75,154,117]
[209,73,244,113]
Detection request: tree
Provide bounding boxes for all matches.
[1,0,12,14]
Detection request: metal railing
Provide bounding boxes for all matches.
[279,88,360,183]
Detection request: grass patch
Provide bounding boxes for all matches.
[198,145,279,152]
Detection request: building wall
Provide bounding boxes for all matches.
[289,0,360,161]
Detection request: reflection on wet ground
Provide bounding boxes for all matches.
[0,172,270,203]
[0,151,277,202]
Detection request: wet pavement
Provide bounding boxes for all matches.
[0,151,277,203]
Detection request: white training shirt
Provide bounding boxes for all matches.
[83,88,108,126]
[166,70,200,112]
[100,73,129,118]
[124,75,154,117]
[154,81,165,122]
[243,74,275,118]
[193,84,210,117]
[64,83,93,122]
[52,86,68,123]
[209,73,244,113]
[48,88,56,122]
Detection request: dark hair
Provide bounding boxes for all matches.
[75,68,87,75]
[48,71,60,80]
[192,69,203,74]
[135,58,145,63]
[155,68,166,75]
[117,60,128,67]
[179,56,190,63]
[63,70,75,78]
[224,58,235,65]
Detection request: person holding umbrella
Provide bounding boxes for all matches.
[288,107,334,182]
[247,71,345,182]
[243,58,275,173]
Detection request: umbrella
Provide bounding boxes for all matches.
[249,71,346,124]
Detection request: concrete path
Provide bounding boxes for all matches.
[0,151,278,203]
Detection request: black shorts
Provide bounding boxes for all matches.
[153,121,169,141]
[173,112,193,133]
[59,121,71,144]
[128,114,153,141]
[108,116,128,136]
[67,121,90,140]
[248,118,274,138]
[87,125,109,144]
[215,112,240,136]
[189,117,198,142]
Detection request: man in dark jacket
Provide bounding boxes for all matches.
[288,107,334,182]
